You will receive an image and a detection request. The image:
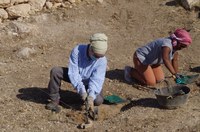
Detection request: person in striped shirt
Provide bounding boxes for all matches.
[46,33,108,112]
[124,28,192,86]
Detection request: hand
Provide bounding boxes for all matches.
[174,73,185,84]
[81,92,88,101]
[175,73,184,79]
[87,96,94,111]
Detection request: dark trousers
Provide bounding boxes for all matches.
[48,67,104,106]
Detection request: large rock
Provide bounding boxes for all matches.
[45,1,53,9]
[17,47,36,59]
[5,21,37,38]
[8,21,35,34]
[29,0,46,12]
[0,0,11,8]
[6,4,31,18]
[180,0,200,9]
[0,9,8,19]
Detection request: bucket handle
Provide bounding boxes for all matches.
[167,95,173,99]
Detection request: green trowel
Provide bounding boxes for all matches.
[104,95,127,104]
[176,74,199,85]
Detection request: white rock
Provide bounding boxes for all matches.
[0,9,8,19]
[0,0,10,8]
[97,0,103,4]
[29,0,46,12]
[46,1,53,9]
[8,21,34,34]
[52,3,62,8]
[17,47,36,59]
[6,21,37,38]
[6,4,31,18]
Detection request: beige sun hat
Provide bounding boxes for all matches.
[90,33,108,55]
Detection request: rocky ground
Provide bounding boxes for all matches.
[0,0,200,131]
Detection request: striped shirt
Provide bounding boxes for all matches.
[136,37,174,65]
[68,44,107,99]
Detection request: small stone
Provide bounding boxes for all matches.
[46,2,53,9]
[17,47,36,59]
[97,0,103,4]
[68,0,76,4]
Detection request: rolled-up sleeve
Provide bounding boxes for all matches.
[68,46,86,94]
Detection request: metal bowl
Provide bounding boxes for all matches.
[154,85,190,109]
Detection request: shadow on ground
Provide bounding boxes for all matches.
[106,69,125,82]
[17,87,83,110]
[165,0,179,6]
[120,98,160,111]
[190,66,200,73]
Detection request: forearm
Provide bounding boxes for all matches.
[88,71,105,99]
[68,46,86,94]
[75,82,86,94]
[172,59,178,73]
[163,59,176,75]
[172,52,179,73]
[162,47,177,76]
[68,67,85,93]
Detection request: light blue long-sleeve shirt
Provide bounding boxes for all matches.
[68,44,107,99]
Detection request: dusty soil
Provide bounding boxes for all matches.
[0,0,200,131]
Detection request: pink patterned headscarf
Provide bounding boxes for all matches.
[170,29,192,46]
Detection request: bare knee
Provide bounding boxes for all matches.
[145,80,156,86]
[156,78,164,83]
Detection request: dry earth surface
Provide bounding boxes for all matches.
[0,0,200,131]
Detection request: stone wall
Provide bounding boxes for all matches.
[0,0,79,22]
[0,0,199,22]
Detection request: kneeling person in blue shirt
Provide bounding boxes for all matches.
[46,33,108,112]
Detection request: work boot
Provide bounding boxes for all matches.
[45,100,61,113]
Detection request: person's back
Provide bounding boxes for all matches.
[68,44,107,96]
[136,37,173,65]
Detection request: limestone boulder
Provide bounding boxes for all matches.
[8,21,34,34]
[29,0,46,12]
[17,47,36,59]
[5,21,38,39]
[6,4,31,18]
[0,0,11,8]
[0,9,8,19]
[45,1,53,9]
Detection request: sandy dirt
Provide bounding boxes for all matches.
[0,0,200,131]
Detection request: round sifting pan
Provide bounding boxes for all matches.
[154,85,190,109]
